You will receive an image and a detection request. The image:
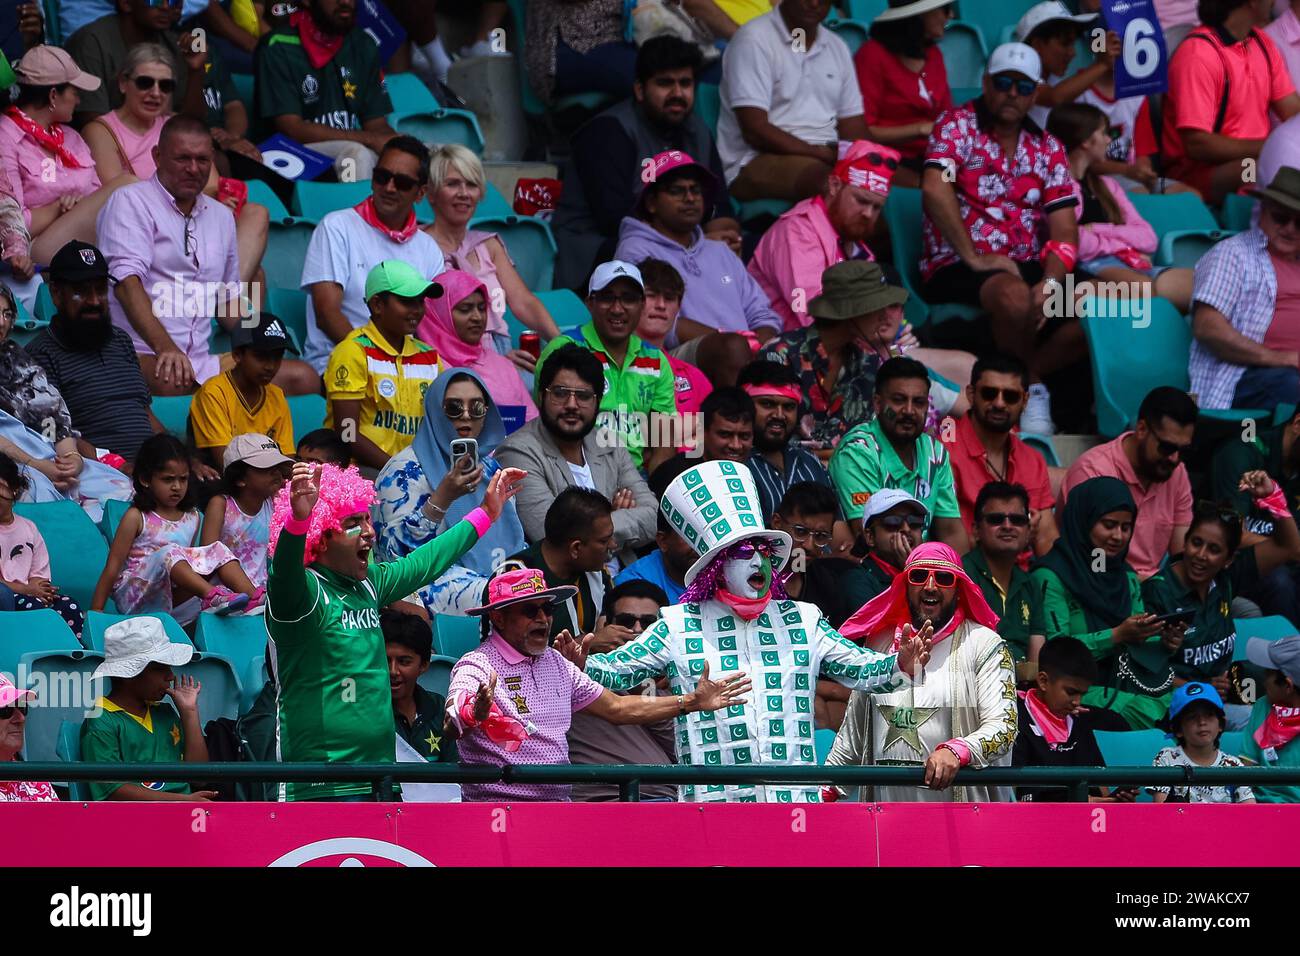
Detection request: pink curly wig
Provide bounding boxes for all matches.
[268,463,377,565]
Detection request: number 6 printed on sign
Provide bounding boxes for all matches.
[1102,0,1169,98]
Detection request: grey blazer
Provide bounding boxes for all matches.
[495,418,657,553]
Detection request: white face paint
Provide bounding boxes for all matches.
[722,551,771,599]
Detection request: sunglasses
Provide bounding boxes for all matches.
[906,567,957,589]
[991,74,1037,97]
[514,602,554,621]
[444,398,488,420]
[0,702,28,719]
[373,167,423,192]
[980,511,1030,527]
[784,522,833,546]
[131,75,176,94]
[613,613,660,630]
[977,386,1024,405]
[874,514,927,531]
[864,151,899,171]
[1154,437,1194,458]
[1265,202,1300,229]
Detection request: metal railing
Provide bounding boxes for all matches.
[4,762,1299,802]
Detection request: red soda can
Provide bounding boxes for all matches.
[520,332,541,360]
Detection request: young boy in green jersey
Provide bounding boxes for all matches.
[81,616,214,801]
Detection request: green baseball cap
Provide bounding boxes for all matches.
[364,260,444,301]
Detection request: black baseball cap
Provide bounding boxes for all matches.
[48,240,110,283]
[230,311,300,354]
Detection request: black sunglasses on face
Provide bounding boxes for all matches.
[981,511,1030,527]
[515,602,554,621]
[132,75,176,94]
[1155,437,1194,457]
[444,398,488,420]
[865,151,899,171]
[991,74,1037,97]
[373,167,422,192]
[613,613,660,630]
[875,514,927,531]
[0,702,28,719]
[978,386,1024,404]
[1265,202,1300,229]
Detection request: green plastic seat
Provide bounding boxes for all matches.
[883,186,982,328]
[98,496,132,546]
[84,610,192,652]
[825,17,869,55]
[1096,729,1167,766]
[695,83,721,137]
[13,499,113,610]
[263,218,319,291]
[266,286,309,355]
[938,20,990,91]
[384,71,441,114]
[473,215,557,290]
[230,71,254,111]
[150,394,192,440]
[950,86,981,106]
[18,649,104,764]
[1219,731,1245,758]
[737,198,793,226]
[961,0,1039,52]
[846,0,888,19]
[390,108,486,155]
[194,614,269,712]
[294,179,435,223]
[1017,432,1060,467]
[177,651,244,724]
[0,608,82,677]
[418,654,458,700]
[288,393,327,442]
[433,614,484,660]
[244,178,293,221]
[511,288,587,343]
[1125,192,1233,268]
[1218,193,1255,232]
[1232,615,1297,661]
[814,727,837,765]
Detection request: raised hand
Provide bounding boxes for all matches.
[691,661,750,713]
[472,673,498,723]
[896,621,933,676]
[164,674,202,714]
[288,461,321,521]
[482,467,527,520]
[554,629,594,671]
[1239,470,1276,499]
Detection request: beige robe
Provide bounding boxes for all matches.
[827,621,1018,802]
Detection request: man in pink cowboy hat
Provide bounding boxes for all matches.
[828,541,1018,803]
[446,566,752,802]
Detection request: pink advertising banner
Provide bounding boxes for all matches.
[5,803,1300,867]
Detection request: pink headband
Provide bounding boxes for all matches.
[743,384,801,403]
[833,141,901,197]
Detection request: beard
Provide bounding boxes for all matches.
[541,407,597,443]
[52,311,114,351]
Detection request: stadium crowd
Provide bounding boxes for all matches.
[2,0,1300,806]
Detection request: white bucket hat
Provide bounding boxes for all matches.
[92,617,194,680]
[660,460,792,585]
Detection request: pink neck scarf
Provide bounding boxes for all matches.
[1021,689,1071,747]
[716,587,772,621]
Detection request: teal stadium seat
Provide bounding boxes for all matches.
[18,649,104,763]
[84,611,191,653]
[1219,193,1255,232]
[266,286,310,355]
[960,0,1037,52]
[846,0,888,19]
[1017,432,1060,467]
[13,499,113,610]
[178,651,244,724]
[1125,192,1234,269]
[1232,615,1296,661]
[194,614,269,712]
[0,609,82,677]
[391,108,486,155]
[474,215,557,290]
[815,727,837,765]
[433,614,484,660]
[883,186,982,327]
[249,179,320,291]
[294,179,435,223]
[230,72,254,112]
[384,72,441,115]
[288,393,327,442]
[418,654,458,700]
[98,496,133,546]
[825,17,869,55]
[56,720,92,801]
[1096,729,1166,766]
[938,21,990,91]
[507,288,587,345]
[696,83,720,136]
[150,395,192,440]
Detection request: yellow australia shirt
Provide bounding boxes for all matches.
[325,321,442,458]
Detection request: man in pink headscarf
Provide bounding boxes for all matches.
[416,269,537,421]
[827,542,1018,803]
[747,140,900,332]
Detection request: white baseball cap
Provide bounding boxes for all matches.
[93,617,194,680]
[862,488,929,524]
[986,43,1044,83]
[588,260,644,295]
[1014,1,1099,43]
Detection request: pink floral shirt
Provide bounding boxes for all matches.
[921,101,1075,281]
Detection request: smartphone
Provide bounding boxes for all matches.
[450,438,478,474]
[1153,607,1196,627]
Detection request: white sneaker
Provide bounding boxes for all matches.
[1020,383,1057,436]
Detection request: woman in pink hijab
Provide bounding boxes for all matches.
[417,270,538,422]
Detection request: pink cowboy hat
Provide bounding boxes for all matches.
[465,567,578,617]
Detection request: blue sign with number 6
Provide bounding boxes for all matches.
[1102,0,1169,98]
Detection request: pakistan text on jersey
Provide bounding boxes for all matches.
[313,110,362,131]
[340,608,381,630]
[1184,634,1235,668]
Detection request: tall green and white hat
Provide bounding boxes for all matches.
[661,460,792,585]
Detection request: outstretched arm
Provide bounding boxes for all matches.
[561,619,675,691]
[581,663,750,725]
[817,618,928,695]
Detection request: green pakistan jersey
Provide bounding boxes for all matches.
[267,517,479,801]
[254,27,392,136]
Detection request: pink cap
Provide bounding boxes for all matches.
[15,45,101,91]
[0,674,36,709]
[833,140,902,198]
[637,150,717,212]
[465,567,578,616]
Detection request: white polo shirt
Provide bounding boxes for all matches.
[716,9,863,184]
[299,208,446,372]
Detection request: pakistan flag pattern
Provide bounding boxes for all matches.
[585,599,908,803]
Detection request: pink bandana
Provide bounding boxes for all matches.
[716,587,772,621]
[1021,689,1071,747]
[1254,705,1300,753]
[354,196,419,243]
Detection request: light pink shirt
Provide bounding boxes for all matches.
[668,354,712,416]
[1069,176,1158,263]
[1265,6,1300,92]
[1153,0,1199,28]
[0,114,100,227]
[1058,432,1194,580]
[747,196,875,332]
[93,110,167,181]
[97,175,239,384]
[0,515,51,584]
[449,630,604,801]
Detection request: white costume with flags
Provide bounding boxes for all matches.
[582,460,914,802]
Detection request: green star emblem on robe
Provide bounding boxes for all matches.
[878,704,941,755]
